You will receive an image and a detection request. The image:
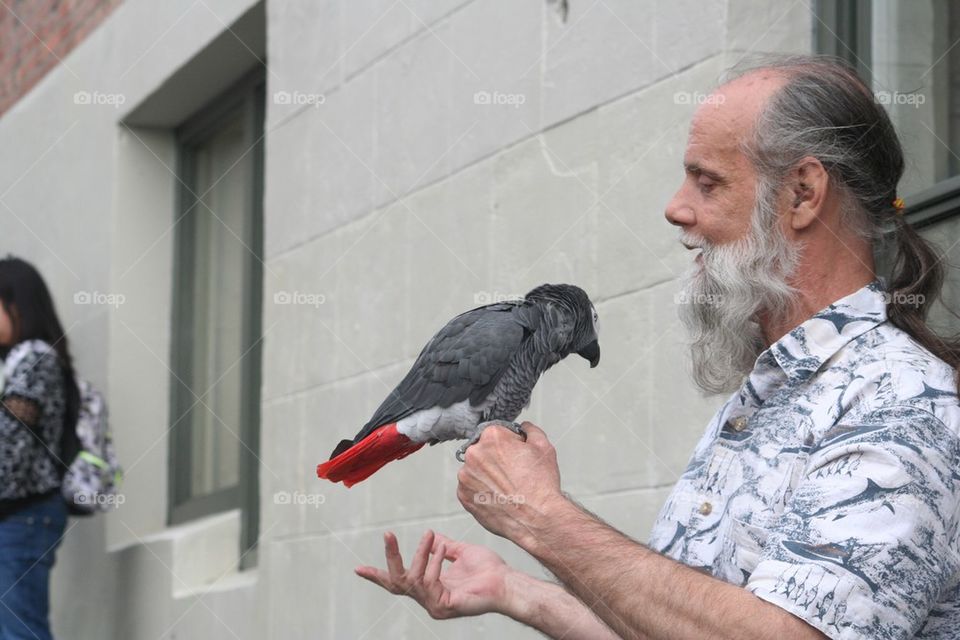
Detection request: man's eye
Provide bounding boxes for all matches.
[698,179,716,193]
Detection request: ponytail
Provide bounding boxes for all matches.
[886,212,960,392]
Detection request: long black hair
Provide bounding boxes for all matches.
[0,256,80,466]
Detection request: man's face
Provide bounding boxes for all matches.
[665,92,765,251]
[665,76,802,394]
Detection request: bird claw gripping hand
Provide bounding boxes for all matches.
[455,420,527,463]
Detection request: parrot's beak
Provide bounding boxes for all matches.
[577,339,600,368]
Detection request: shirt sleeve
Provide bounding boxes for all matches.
[2,344,59,435]
[745,404,960,640]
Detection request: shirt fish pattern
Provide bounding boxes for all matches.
[648,280,960,639]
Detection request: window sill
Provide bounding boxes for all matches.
[107,509,257,598]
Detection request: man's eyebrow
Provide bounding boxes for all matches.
[684,162,727,182]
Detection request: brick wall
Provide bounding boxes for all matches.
[0,0,122,116]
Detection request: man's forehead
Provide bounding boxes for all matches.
[684,115,744,173]
[684,71,786,165]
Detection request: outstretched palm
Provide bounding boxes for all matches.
[356,530,512,619]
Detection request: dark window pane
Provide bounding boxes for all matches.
[872,0,960,195]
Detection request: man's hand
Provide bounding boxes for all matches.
[356,529,623,639]
[355,530,512,619]
[456,421,567,547]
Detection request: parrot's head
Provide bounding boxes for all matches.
[525,283,600,368]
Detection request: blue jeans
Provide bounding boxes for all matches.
[0,494,67,640]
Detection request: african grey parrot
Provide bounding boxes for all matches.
[317,283,600,487]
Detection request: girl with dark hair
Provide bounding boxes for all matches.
[0,256,79,640]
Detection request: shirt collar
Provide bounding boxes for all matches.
[764,278,888,385]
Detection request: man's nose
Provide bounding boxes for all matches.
[664,189,695,228]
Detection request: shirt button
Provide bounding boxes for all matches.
[698,501,713,516]
[731,416,748,432]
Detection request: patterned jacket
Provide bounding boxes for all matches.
[0,339,66,504]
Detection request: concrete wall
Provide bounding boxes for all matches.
[0,1,812,638]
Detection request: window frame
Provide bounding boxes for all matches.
[168,68,265,566]
[814,0,873,82]
[814,0,960,229]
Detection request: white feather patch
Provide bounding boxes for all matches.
[396,398,488,443]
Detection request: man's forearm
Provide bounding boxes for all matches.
[501,569,621,640]
[515,497,825,640]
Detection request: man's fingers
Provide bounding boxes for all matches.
[425,542,445,586]
[407,530,435,580]
[384,531,406,578]
[355,565,391,590]
[431,533,464,560]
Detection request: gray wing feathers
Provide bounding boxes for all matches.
[352,302,537,443]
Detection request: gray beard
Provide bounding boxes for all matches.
[677,192,801,395]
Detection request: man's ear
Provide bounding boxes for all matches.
[788,157,828,231]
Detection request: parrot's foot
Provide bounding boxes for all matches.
[455,420,526,462]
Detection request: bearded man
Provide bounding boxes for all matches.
[355,54,960,639]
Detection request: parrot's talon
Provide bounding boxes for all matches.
[455,432,482,462]
[456,420,526,462]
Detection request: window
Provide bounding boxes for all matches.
[815,0,960,329]
[816,0,960,215]
[814,0,873,80]
[169,70,264,566]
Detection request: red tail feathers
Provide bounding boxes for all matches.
[316,423,425,488]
